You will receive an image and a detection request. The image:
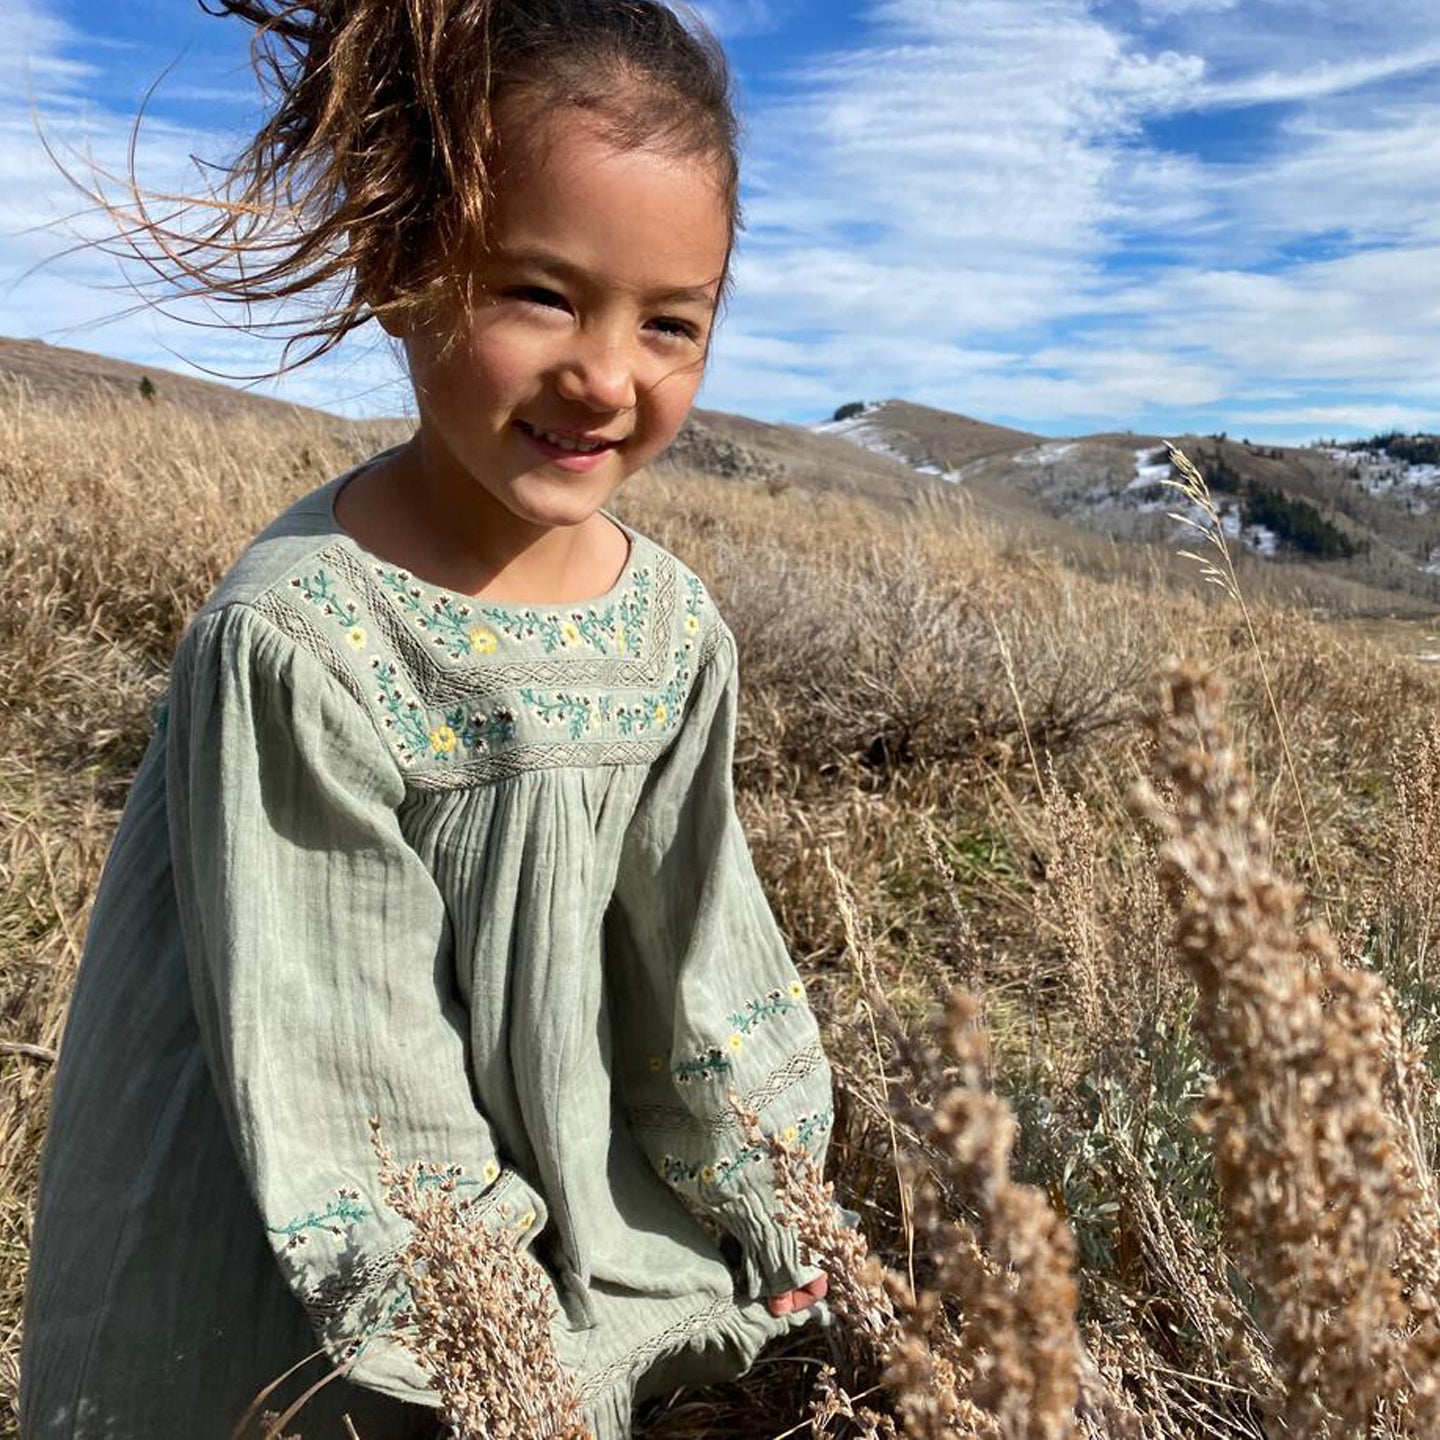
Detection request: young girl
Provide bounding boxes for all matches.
[20,2,846,1436]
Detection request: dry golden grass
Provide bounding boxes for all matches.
[8,377,1440,1435]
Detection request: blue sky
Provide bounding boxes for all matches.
[5,0,1440,443]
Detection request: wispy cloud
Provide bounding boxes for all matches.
[7,0,1440,440]
[0,0,408,416]
[701,0,1440,440]
[691,0,789,39]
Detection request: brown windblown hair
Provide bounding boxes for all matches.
[68,0,741,376]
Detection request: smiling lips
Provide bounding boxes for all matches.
[516,419,618,454]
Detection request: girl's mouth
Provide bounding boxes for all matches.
[515,420,619,473]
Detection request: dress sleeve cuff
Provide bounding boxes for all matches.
[719,1192,861,1299]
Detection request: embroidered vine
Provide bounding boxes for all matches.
[673,981,808,1085]
[656,1105,833,1190]
[728,983,804,1036]
[370,658,518,765]
[341,1288,412,1365]
[520,688,615,740]
[290,570,369,652]
[374,563,654,660]
[268,1189,368,1252]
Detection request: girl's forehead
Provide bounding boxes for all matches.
[486,112,731,297]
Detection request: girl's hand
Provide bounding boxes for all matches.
[766,1273,828,1316]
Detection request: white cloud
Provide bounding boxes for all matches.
[8,0,1440,439]
[691,0,787,39]
[1199,46,1440,108]
[698,0,1440,438]
[0,0,410,417]
[1135,0,1239,16]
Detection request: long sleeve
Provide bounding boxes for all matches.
[165,601,555,1404]
[606,620,841,1301]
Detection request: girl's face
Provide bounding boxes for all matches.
[389,106,732,533]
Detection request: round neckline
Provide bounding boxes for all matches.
[323,450,642,614]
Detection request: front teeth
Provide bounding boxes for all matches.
[527,424,606,454]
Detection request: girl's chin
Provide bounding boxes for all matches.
[499,475,622,529]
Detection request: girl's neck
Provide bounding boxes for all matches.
[332,441,631,606]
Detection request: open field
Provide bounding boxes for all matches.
[6,367,1440,1436]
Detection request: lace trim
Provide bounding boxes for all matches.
[404,734,682,791]
[251,591,370,713]
[575,1294,734,1401]
[626,1040,829,1138]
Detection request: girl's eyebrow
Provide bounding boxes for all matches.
[494,247,719,307]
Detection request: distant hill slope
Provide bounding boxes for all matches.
[814,398,1042,478]
[7,335,1438,616]
[0,335,346,421]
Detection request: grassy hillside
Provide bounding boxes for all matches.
[6,363,1440,1435]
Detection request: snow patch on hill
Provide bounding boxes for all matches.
[1323,447,1440,511]
[1015,440,1079,467]
[812,405,964,483]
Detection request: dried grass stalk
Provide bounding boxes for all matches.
[731,975,1084,1438]
[1131,659,1440,1436]
[369,1118,591,1440]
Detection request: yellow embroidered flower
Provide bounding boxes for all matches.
[700,1164,717,1184]
[653,701,668,726]
[782,1124,799,1144]
[647,1055,664,1073]
[469,627,498,654]
[345,625,367,650]
[655,1157,668,1177]
[684,613,700,635]
[559,619,582,646]
[787,979,805,1000]
[726,1032,744,1053]
[481,1159,500,1185]
[517,1209,536,1231]
[429,725,458,755]
[615,622,627,655]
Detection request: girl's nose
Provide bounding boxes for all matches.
[554,332,638,414]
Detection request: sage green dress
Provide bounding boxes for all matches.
[21,450,846,1439]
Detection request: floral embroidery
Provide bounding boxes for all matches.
[674,986,804,1085]
[656,1105,833,1191]
[277,542,711,774]
[290,570,367,650]
[520,687,614,740]
[413,1163,489,1195]
[342,1290,411,1365]
[728,987,800,1037]
[268,1189,368,1252]
[370,658,518,765]
[675,1046,733,1086]
[374,564,653,660]
[613,661,691,739]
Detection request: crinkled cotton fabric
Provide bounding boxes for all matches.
[21,451,846,1439]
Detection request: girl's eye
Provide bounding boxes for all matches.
[650,317,701,343]
[508,286,569,310]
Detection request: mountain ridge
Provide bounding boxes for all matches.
[5,335,1437,615]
